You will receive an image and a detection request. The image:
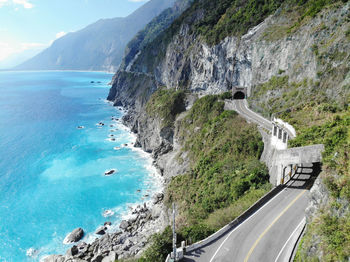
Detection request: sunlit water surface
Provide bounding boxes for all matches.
[0,71,159,261]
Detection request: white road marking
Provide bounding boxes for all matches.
[209,185,291,262]
[274,218,305,262]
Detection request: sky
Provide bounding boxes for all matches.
[0,0,148,65]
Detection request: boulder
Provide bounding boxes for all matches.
[104,169,116,176]
[42,255,65,262]
[123,239,133,251]
[66,245,79,257]
[128,214,138,223]
[152,193,164,205]
[151,205,162,219]
[102,251,118,262]
[119,220,129,230]
[104,221,112,226]
[91,254,104,262]
[95,226,107,235]
[63,228,84,244]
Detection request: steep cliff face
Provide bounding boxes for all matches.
[109,1,349,149]
[108,1,349,259]
[119,3,348,99]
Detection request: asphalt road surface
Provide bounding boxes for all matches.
[233,100,273,131]
[182,164,318,262]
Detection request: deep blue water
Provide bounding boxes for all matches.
[0,71,159,261]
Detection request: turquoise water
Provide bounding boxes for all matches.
[0,71,159,261]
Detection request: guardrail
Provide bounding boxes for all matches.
[165,185,285,260]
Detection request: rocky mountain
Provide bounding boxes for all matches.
[14,0,176,72]
[107,0,349,260]
[0,48,44,69]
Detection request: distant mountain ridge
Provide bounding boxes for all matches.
[15,0,175,72]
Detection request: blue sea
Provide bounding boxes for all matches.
[0,71,160,261]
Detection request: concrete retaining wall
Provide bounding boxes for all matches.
[273,144,324,185]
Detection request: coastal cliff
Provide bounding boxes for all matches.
[107,0,349,260]
[44,0,349,261]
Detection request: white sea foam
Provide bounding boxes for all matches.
[102,209,115,217]
[26,247,39,257]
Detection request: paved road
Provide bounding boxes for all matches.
[232,100,273,131]
[182,164,317,262]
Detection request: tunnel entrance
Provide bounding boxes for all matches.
[233,91,246,99]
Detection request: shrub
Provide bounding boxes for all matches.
[166,95,269,237]
[180,224,214,244]
[140,226,173,262]
[146,88,186,128]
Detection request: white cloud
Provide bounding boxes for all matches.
[21,42,46,50]
[12,0,33,9]
[0,41,46,61]
[0,0,8,8]
[55,31,66,39]
[0,42,15,61]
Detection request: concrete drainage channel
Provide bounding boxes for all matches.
[165,185,285,262]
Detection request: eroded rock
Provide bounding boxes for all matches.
[63,228,84,244]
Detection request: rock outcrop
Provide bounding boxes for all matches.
[108,3,348,186]
[49,1,349,261]
[63,228,84,244]
[46,195,168,261]
[106,1,349,260]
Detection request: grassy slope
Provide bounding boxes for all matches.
[138,92,270,262]
[131,0,286,72]
[132,0,348,73]
[248,2,350,259]
[122,0,349,261]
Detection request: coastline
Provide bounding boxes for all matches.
[42,105,169,262]
[0,70,115,74]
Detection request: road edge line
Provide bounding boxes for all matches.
[274,217,306,262]
[208,185,287,262]
[244,189,307,262]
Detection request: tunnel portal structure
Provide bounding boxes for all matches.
[232,86,247,99]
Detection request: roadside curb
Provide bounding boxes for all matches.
[289,218,307,262]
[183,185,285,254]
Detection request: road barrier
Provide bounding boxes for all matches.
[168,184,285,259]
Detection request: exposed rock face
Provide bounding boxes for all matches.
[110,2,349,101]
[107,2,349,185]
[44,1,348,261]
[63,228,84,244]
[305,176,329,221]
[95,226,107,235]
[47,196,168,261]
[42,255,66,262]
[106,2,349,260]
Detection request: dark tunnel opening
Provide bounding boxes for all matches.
[233,91,246,99]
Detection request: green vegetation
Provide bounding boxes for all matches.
[263,0,346,41]
[139,95,270,261]
[132,0,347,73]
[124,0,350,260]
[249,63,349,262]
[139,226,173,262]
[249,74,349,128]
[146,88,186,128]
[189,0,285,45]
[291,110,350,261]
[121,0,193,69]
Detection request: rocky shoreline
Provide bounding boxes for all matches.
[43,110,171,262]
[44,193,168,262]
